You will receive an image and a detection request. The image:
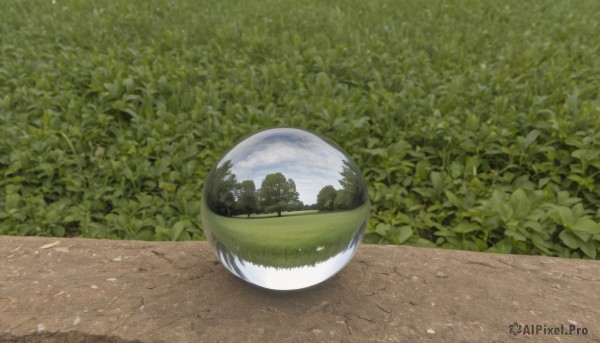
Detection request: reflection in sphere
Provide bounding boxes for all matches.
[201,128,369,290]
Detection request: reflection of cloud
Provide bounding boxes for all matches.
[220,129,348,205]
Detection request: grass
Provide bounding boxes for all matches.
[203,204,369,267]
[1,0,600,259]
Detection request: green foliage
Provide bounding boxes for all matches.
[1,0,600,259]
[236,180,259,217]
[259,173,299,217]
[316,185,337,211]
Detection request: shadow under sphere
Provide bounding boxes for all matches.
[202,128,369,290]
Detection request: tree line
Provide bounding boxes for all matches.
[315,160,365,212]
[205,160,365,217]
[205,160,302,217]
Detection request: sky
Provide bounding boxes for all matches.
[219,128,350,205]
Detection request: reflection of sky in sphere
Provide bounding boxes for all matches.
[219,128,348,205]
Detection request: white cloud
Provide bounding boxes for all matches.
[220,129,349,205]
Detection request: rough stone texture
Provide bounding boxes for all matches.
[0,236,599,343]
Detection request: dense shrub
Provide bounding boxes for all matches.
[1,0,599,258]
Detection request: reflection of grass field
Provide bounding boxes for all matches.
[204,204,369,268]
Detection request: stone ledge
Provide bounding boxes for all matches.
[0,236,599,342]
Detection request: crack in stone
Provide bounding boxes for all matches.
[465,260,501,269]
[492,258,540,273]
[6,318,34,333]
[172,269,215,286]
[376,275,390,295]
[377,304,391,314]
[151,250,189,270]
[393,267,410,279]
[353,260,371,277]
[345,312,375,324]
[120,245,158,250]
[491,257,599,282]
[357,315,375,324]
[353,260,372,267]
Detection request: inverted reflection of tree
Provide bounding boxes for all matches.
[216,240,247,280]
[350,220,367,248]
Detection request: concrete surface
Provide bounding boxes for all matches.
[1,236,599,342]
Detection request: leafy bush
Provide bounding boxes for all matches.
[1,0,599,258]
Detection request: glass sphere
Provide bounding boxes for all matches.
[201,128,369,290]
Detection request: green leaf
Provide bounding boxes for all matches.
[496,203,513,223]
[430,171,443,192]
[362,148,388,157]
[178,231,192,241]
[52,225,65,237]
[363,232,382,244]
[556,206,574,227]
[505,229,526,241]
[579,240,597,259]
[5,193,21,210]
[414,238,437,248]
[170,220,191,241]
[375,223,391,236]
[433,229,456,237]
[572,230,591,242]
[492,240,513,254]
[559,230,579,249]
[454,222,480,234]
[134,227,155,241]
[571,218,600,234]
[524,129,541,147]
[395,226,413,244]
[523,221,542,232]
[510,189,531,219]
[444,190,461,208]
[531,235,551,255]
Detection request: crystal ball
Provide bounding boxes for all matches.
[201,128,369,290]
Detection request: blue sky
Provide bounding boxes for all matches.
[219,128,349,205]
